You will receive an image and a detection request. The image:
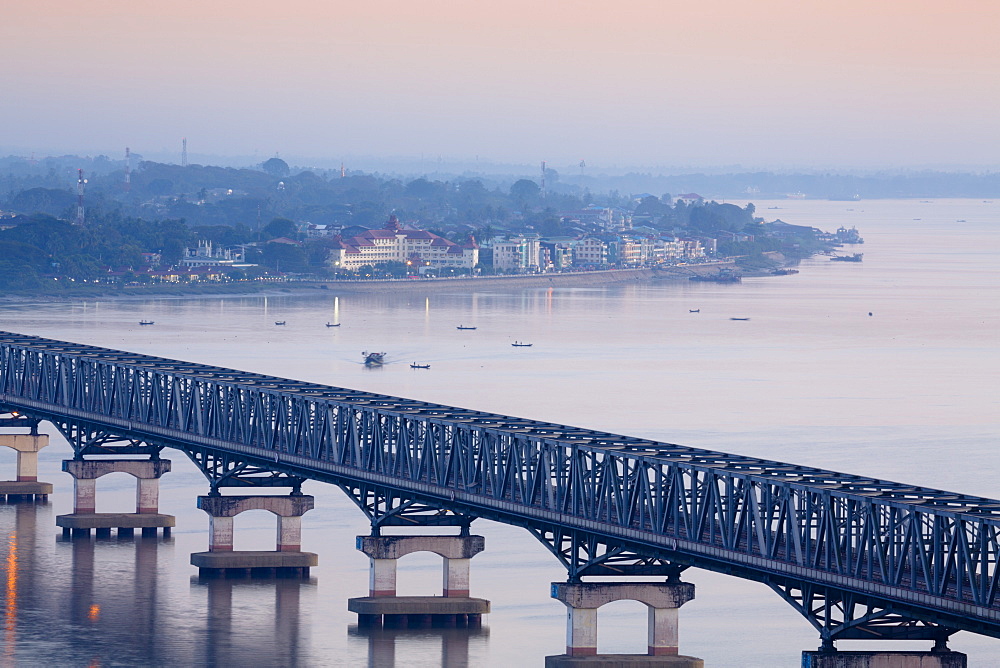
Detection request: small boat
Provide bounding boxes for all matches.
[730,317,751,321]
[410,363,431,369]
[325,322,341,327]
[830,253,863,262]
[138,320,155,326]
[456,325,477,330]
[363,351,386,366]
[511,342,533,347]
[688,309,700,313]
[274,321,286,326]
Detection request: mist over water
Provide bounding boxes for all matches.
[0,198,997,666]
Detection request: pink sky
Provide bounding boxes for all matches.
[2,0,997,168]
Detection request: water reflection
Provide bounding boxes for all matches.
[194,577,313,666]
[348,624,489,668]
[66,534,166,658]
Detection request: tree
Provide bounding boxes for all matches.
[510,179,540,202]
[261,242,309,273]
[262,217,297,240]
[261,158,290,178]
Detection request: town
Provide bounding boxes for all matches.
[0,157,863,292]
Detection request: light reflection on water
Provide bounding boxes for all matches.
[0,198,997,666]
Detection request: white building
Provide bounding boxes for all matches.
[327,215,479,272]
[492,236,541,272]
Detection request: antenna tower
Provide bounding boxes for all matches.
[124,147,131,192]
[76,169,86,225]
[540,160,546,198]
[182,138,188,167]
[340,162,346,178]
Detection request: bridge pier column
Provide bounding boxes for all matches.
[547,582,701,667]
[348,535,490,626]
[0,433,53,501]
[57,459,174,537]
[191,495,318,578]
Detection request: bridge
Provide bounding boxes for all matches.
[0,330,996,665]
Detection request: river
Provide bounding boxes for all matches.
[0,198,997,667]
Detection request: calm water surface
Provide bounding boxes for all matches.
[0,198,998,667]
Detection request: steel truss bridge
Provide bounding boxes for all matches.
[0,330,998,650]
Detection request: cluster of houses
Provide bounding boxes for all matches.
[488,234,706,273]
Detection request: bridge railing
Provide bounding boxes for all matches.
[1,334,998,626]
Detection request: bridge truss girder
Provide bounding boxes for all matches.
[49,417,164,458]
[528,525,688,581]
[766,579,957,650]
[338,481,475,533]
[181,445,306,494]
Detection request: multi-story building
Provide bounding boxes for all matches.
[327,215,479,272]
[570,237,608,267]
[492,236,541,272]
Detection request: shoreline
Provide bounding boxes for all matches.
[0,261,782,304]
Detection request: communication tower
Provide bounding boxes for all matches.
[540,160,546,198]
[182,138,188,167]
[340,162,346,178]
[76,169,87,225]
[124,147,131,192]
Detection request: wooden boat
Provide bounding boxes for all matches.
[730,317,751,321]
[456,325,477,330]
[138,320,155,326]
[274,321,286,326]
[325,322,340,327]
[511,342,533,347]
[410,363,431,369]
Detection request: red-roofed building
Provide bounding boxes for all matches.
[327,215,479,272]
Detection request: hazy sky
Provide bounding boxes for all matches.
[2,1,998,169]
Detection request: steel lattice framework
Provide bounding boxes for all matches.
[1,331,998,646]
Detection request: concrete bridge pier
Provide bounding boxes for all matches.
[546,581,702,668]
[0,432,53,502]
[348,534,490,628]
[56,459,175,537]
[802,647,967,668]
[190,494,318,578]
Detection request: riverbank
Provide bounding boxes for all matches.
[0,260,795,304]
[0,267,671,303]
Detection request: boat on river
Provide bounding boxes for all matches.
[690,270,741,283]
[511,342,532,347]
[730,317,751,321]
[325,322,340,327]
[138,320,155,326]
[456,325,477,330]
[689,309,700,313]
[410,363,431,369]
[363,351,386,366]
[274,321,286,326]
